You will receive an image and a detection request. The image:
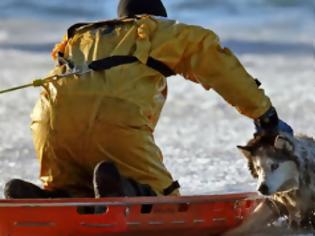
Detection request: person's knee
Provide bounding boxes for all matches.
[93,161,124,197]
[93,161,157,197]
[4,179,29,199]
[4,179,46,199]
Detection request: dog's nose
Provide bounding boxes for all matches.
[258,184,269,195]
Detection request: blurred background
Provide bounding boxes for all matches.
[0,0,314,196]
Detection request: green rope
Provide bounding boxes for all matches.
[0,83,35,94]
[0,74,68,95]
[0,70,89,95]
[0,78,49,95]
[32,79,46,87]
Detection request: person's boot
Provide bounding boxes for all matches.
[4,179,69,199]
[93,161,126,198]
[93,161,157,198]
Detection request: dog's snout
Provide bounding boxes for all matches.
[258,184,269,195]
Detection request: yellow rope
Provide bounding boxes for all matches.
[0,72,80,95]
[0,83,35,94]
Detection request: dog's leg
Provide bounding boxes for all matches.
[223,200,279,236]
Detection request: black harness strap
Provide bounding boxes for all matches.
[146,57,176,78]
[67,23,91,39]
[254,79,262,87]
[163,181,180,196]
[88,56,138,71]
[67,18,133,39]
[66,18,176,77]
[88,55,175,77]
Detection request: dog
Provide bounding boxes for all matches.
[224,132,315,235]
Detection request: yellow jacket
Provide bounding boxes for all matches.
[31,15,271,196]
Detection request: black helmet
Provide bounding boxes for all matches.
[118,0,167,18]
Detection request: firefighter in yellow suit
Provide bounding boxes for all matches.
[4,0,293,199]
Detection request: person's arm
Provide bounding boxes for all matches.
[152,22,271,119]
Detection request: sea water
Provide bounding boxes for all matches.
[0,0,314,204]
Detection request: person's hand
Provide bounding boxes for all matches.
[277,119,294,134]
[254,107,293,135]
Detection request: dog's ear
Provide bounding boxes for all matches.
[248,161,258,179]
[237,146,258,179]
[237,145,254,158]
[274,135,294,153]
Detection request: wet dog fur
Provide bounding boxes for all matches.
[225,132,315,235]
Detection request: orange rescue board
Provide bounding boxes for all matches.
[0,192,260,236]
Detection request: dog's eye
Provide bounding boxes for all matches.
[271,163,279,171]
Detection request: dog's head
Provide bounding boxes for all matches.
[238,133,299,196]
